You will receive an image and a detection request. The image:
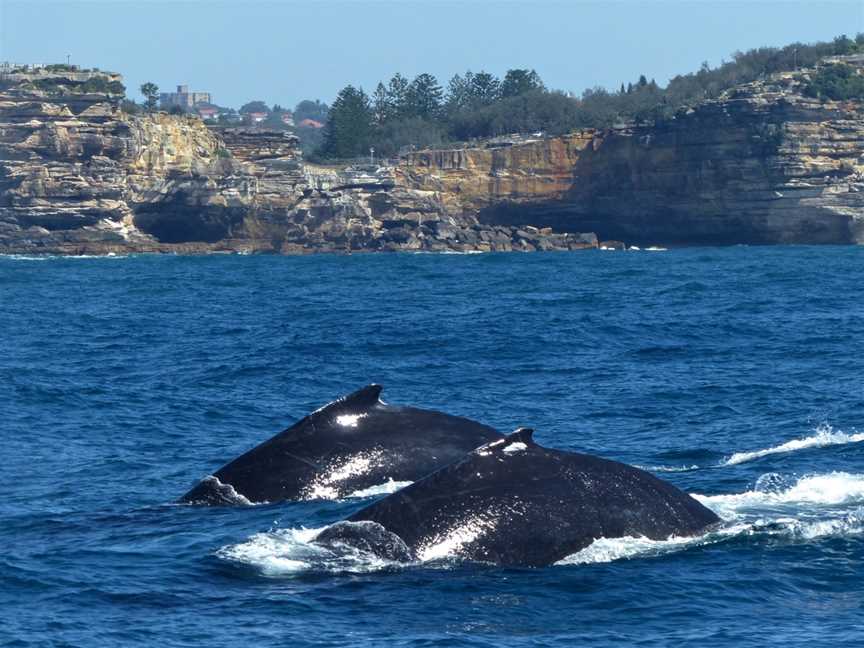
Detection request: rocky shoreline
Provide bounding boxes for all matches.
[1,56,863,256]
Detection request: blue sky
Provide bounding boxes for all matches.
[1,0,861,109]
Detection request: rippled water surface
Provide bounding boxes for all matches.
[2,248,863,647]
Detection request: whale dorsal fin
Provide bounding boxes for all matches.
[506,428,534,444]
[337,384,383,410]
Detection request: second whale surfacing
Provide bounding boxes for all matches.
[179,385,502,505]
[315,428,721,567]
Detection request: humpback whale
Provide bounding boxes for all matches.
[180,385,502,505]
[315,428,720,566]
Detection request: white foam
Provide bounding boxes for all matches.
[218,526,404,576]
[723,424,864,466]
[694,472,864,515]
[0,253,128,260]
[347,478,413,498]
[557,533,708,565]
[637,464,700,473]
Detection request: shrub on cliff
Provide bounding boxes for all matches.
[121,99,142,114]
[81,77,125,95]
[804,64,864,101]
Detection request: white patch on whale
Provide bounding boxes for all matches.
[502,442,527,454]
[301,450,386,500]
[335,413,367,428]
[347,478,413,498]
[418,514,499,562]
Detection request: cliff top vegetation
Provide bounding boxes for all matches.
[313,33,864,161]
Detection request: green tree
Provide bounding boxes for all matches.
[372,82,391,125]
[385,73,411,119]
[239,100,270,114]
[405,73,443,119]
[833,34,855,55]
[294,99,329,123]
[469,71,500,106]
[139,82,159,111]
[500,69,544,98]
[319,85,374,158]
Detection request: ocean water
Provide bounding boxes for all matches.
[2,247,863,647]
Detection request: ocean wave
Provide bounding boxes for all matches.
[722,424,864,466]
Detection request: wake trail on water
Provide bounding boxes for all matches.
[217,471,864,576]
[642,423,864,473]
[0,253,128,261]
[722,423,864,466]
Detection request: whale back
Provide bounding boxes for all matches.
[179,385,502,504]
[346,429,720,566]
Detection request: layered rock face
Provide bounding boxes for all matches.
[3,59,861,255]
[402,62,864,245]
[0,68,591,255]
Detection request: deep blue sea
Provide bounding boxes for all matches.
[2,247,863,647]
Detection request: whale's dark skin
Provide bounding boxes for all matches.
[179,385,502,505]
[318,428,720,567]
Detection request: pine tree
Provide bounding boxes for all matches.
[470,71,500,106]
[500,69,544,98]
[405,73,443,119]
[445,72,471,112]
[320,85,373,158]
[386,73,410,120]
[372,82,390,125]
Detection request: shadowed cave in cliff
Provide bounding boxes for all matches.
[133,201,240,244]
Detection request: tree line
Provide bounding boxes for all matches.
[316,33,864,161]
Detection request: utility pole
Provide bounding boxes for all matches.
[66,54,71,66]
[793,48,798,71]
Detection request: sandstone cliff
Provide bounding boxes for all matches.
[2,57,862,255]
[399,59,864,245]
[0,67,592,255]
